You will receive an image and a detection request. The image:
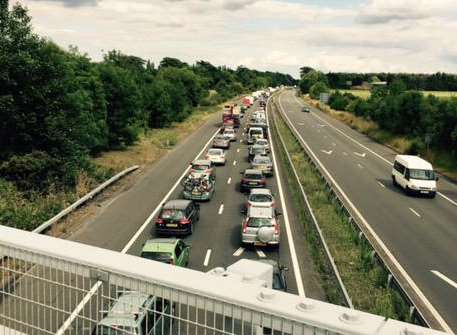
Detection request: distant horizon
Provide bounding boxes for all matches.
[15,0,457,78]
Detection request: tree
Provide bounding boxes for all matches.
[299,70,328,94]
[159,57,188,69]
[309,81,329,100]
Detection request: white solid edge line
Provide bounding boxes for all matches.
[204,249,212,267]
[409,208,421,218]
[304,100,457,207]
[267,95,306,297]
[431,270,457,290]
[233,247,244,257]
[218,204,224,215]
[58,127,222,334]
[280,92,453,334]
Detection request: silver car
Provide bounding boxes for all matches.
[251,155,273,176]
[253,138,270,153]
[241,206,280,247]
[247,189,275,208]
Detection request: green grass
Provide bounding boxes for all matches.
[334,89,457,100]
[271,105,413,321]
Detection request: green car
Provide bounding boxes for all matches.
[141,238,190,267]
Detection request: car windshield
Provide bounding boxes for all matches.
[215,135,226,140]
[224,130,234,134]
[192,164,209,170]
[97,326,136,335]
[253,148,265,154]
[245,173,263,180]
[247,217,272,227]
[409,169,435,180]
[256,140,267,146]
[253,157,270,164]
[208,149,222,155]
[160,209,184,220]
[250,130,262,135]
[141,251,172,263]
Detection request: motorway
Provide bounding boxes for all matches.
[277,89,457,333]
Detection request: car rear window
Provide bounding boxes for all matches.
[247,218,272,227]
[245,173,263,180]
[208,149,222,155]
[161,209,184,220]
[253,157,270,164]
[192,164,209,170]
[141,251,172,263]
[249,194,272,202]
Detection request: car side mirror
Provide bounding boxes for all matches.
[281,266,289,271]
[241,207,247,214]
[435,176,439,181]
[276,211,282,216]
[240,172,244,175]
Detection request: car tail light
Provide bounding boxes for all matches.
[156,218,164,225]
[169,258,174,265]
[243,220,249,233]
[274,223,280,235]
[241,178,247,184]
[180,218,190,225]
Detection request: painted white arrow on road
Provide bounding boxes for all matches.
[321,150,333,155]
[354,152,366,158]
[319,124,326,127]
[298,122,304,126]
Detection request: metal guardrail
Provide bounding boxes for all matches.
[274,91,451,332]
[33,165,139,234]
[268,102,353,309]
[0,225,448,335]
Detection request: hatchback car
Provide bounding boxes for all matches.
[241,206,281,247]
[205,148,226,165]
[223,128,236,141]
[251,155,273,176]
[248,145,268,161]
[246,189,275,209]
[212,134,230,149]
[302,106,311,113]
[240,169,266,192]
[141,238,190,267]
[253,138,270,153]
[258,259,288,292]
[190,159,214,175]
[155,200,200,235]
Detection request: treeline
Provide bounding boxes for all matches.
[298,68,457,158]
[326,72,457,91]
[0,3,295,193]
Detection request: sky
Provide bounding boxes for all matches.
[14,0,457,78]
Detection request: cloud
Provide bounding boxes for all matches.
[30,0,100,7]
[18,0,457,76]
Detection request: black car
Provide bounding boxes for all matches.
[155,199,200,236]
[240,169,266,192]
[259,259,288,292]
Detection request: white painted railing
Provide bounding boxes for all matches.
[0,225,447,335]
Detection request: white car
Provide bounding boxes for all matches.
[392,155,438,198]
[205,148,226,166]
[253,138,270,153]
[246,189,275,209]
[223,128,236,142]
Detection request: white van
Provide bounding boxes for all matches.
[248,127,264,144]
[391,155,438,198]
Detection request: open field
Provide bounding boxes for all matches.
[334,89,457,99]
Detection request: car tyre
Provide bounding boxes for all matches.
[392,176,397,187]
[430,192,436,199]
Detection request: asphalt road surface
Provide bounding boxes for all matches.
[277,89,457,334]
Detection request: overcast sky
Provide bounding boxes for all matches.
[15,0,457,78]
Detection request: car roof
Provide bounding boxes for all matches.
[253,155,270,161]
[250,188,271,195]
[395,155,433,170]
[193,159,211,165]
[99,293,153,327]
[163,199,191,210]
[142,238,178,253]
[248,206,274,218]
[208,148,223,152]
[244,169,263,175]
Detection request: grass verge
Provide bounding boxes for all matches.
[303,95,457,181]
[335,89,457,100]
[271,103,412,321]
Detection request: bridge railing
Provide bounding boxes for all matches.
[0,225,447,335]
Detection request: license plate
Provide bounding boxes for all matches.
[249,182,257,185]
[167,224,178,228]
[420,191,429,194]
[255,242,267,247]
[192,191,199,195]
